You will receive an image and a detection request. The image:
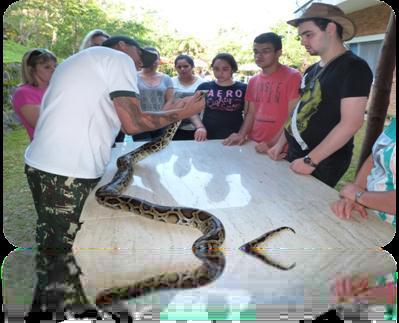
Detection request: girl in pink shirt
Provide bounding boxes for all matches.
[12,48,57,141]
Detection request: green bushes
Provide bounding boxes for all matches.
[3,62,22,131]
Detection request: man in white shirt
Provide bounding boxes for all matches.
[25,35,205,252]
[26,36,205,316]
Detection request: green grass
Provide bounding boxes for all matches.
[335,124,366,191]
[3,40,30,64]
[3,127,37,307]
[3,126,36,248]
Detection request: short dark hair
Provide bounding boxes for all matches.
[174,54,194,67]
[297,18,344,39]
[143,46,160,56]
[102,35,141,49]
[254,32,282,51]
[211,53,238,73]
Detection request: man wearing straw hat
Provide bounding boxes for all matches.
[268,3,373,188]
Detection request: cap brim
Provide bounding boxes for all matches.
[141,49,158,68]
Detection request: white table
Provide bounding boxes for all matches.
[73,140,395,319]
[76,140,393,250]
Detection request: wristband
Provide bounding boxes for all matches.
[355,191,365,204]
[196,127,206,131]
[303,155,318,168]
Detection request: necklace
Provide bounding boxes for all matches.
[319,50,348,67]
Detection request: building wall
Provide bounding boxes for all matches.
[349,3,395,117]
[348,3,392,36]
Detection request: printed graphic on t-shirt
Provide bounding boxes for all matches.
[206,88,245,112]
[285,73,322,135]
[253,81,284,104]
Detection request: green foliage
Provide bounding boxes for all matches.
[210,27,253,66]
[3,40,30,64]
[3,56,23,116]
[3,1,313,74]
[4,0,153,59]
[271,20,319,71]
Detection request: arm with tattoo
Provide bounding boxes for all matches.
[113,92,205,135]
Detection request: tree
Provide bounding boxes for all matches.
[271,20,318,71]
[3,0,152,59]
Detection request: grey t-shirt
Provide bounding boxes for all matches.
[137,74,173,112]
[171,76,205,130]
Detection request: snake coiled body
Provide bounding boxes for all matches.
[94,121,226,307]
[94,121,296,310]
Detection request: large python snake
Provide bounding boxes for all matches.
[94,121,226,309]
[94,120,295,311]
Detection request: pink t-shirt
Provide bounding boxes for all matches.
[246,65,301,143]
[12,84,46,141]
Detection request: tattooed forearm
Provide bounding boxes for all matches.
[114,96,184,134]
[143,111,182,129]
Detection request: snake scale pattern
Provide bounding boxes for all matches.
[94,120,295,309]
[95,121,226,308]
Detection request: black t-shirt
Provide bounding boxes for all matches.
[196,81,247,139]
[285,51,373,159]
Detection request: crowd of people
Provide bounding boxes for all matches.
[10,2,395,316]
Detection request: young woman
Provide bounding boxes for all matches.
[193,53,247,141]
[79,29,110,51]
[172,54,205,140]
[132,47,174,141]
[12,48,57,141]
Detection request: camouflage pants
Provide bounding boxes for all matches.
[25,164,100,251]
[25,165,101,314]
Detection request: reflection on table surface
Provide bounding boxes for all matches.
[77,140,394,250]
[3,248,396,320]
[5,140,395,320]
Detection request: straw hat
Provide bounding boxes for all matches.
[287,3,356,41]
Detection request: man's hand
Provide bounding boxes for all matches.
[184,91,206,115]
[267,143,287,160]
[255,142,270,154]
[222,133,246,146]
[289,157,315,175]
[330,197,368,219]
[163,91,205,115]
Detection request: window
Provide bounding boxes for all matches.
[347,34,385,77]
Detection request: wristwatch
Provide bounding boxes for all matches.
[303,155,318,168]
[355,191,365,204]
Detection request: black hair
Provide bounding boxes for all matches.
[102,35,141,49]
[297,18,344,39]
[174,54,194,67]
[253,32,282,51]
[211,53,238,73]
[143,47,160,55]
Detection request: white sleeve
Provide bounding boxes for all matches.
[105,51,140,99]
